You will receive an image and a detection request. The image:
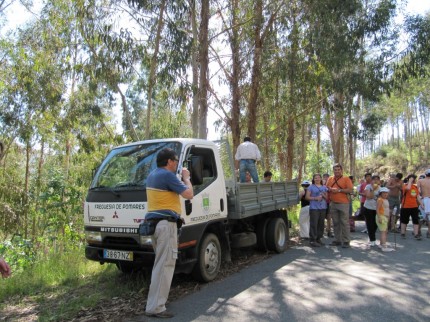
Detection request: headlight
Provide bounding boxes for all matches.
[85,231,102,243]
[140,236,153,246]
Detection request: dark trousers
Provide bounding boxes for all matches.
[309,209,326,241]
[363,207,377,242]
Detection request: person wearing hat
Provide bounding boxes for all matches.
[299,180,311,240]
[417,169,430,238]
[400,174,422,240]
[376,187,394,251]
[362,173,382,247]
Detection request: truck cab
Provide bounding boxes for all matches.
[84,138,298,282]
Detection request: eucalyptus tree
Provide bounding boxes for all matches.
[301,0,398,173]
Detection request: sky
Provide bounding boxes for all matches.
[3,0,430,140]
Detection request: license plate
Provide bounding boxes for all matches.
[103,249,133,261]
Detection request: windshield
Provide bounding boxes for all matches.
[90,141,182,190]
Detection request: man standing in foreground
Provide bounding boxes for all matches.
[144,148,193,318]
[235,136,261,183]
[417,169,430,238]
[326,163,354,248]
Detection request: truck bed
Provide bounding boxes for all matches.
[227,180,299,219]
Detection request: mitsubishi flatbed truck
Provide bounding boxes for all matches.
[84,139,298,282]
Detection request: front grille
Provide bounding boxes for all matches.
[103,236,139,248]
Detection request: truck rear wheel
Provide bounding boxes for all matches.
[192,233,221,282]
[266,217,288,253]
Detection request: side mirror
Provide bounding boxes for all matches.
[190,156,204,185]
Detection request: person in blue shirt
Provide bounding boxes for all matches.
[306,173,329,247]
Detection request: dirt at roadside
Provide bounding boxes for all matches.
[0,239,299,322]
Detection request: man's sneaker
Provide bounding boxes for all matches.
[329,241,341,246]
[369,241,376,247]
[401,234,406,239]
[342,242,350,248]
[414,234,422,240]
[381,246,395,252]
[310,241,321,247]
[144,311,174,318]
[327,232,334,238]
[316,239,325,246]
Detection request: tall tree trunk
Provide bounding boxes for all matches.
[326,92,345,164]
[247,0,263,141]
[32,140,45,239]
[198,0,209,139]
[297,114,307,182]
[190,0,199,137]
[285,116,295,180]
[145,0,166,139]
[24,141,31,239]
[230,0,241,151]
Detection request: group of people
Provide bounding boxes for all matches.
[357,170,430,245]
[299,164,353,248]
[300,164,430,252]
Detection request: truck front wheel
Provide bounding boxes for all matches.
[266,217,288,253]
[192,233,221,282]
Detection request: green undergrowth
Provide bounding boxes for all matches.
[0,248,148,321]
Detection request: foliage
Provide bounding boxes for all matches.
[0,247,148,321]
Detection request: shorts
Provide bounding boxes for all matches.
[376,215,388,232]
[400,207,419,225]
[422,197,430,214]
[388,196,400,215]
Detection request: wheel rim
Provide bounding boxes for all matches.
[204,241,219,275]
[276,222,286,247]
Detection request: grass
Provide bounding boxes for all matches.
[0,248,149,321]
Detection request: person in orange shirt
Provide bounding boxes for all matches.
[400,174,422,240]
[326,163,354,248]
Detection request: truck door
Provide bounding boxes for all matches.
[183,145,227,225]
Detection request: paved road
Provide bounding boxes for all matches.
[130,222,430,322]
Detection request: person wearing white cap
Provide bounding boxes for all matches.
[376,187,394,251]
[363,173,382,246]
[299,180,311,240]
[417,169,430,238]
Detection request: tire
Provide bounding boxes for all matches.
[231,232,257,249]
[266,217,288,253]
[256,218,269,251]
[192,233,222,282]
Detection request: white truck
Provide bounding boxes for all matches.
[84,138,298,282]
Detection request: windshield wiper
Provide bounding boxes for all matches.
[89,186,120,197]
[114,182,143,188]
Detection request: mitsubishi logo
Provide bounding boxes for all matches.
[113,211,119,219]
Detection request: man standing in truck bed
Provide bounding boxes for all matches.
[144,148,193,319]
[235,136,261,183]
